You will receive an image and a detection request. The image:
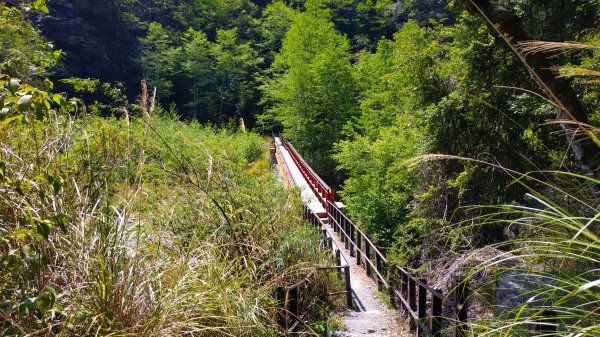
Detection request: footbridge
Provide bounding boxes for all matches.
[272,136,558,337]
[273,136,404,336]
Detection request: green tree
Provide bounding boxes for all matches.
[138,22,179,99]
[315,0,393,50]
[334,22,434,261]
[171,0,258,39]
[263,5,358,180]
[211,28,262,125]
[388,0,456,27]
[414,13,562,253]
[181,29,218,120]
[457,0,600,182]
[254,1,297,65]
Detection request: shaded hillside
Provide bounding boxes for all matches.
[35,0,141,95]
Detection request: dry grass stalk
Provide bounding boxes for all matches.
[517,40,600,56]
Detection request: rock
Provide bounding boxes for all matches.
[495,271,561,313]
[367,328,377,333]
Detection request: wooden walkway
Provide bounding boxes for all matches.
[323,219,405,336]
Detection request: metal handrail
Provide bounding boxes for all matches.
[328,202,387,262]
[327,202,389,288]
[284,141,332,192]
[326,188,468,337]
[396,266,446,301]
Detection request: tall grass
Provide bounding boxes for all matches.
[457,171,599,336]
[0,106,335,336]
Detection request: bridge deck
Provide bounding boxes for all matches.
[273,137,326,217]
[273,137,406,336]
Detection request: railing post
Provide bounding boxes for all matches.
[277,287,286,329]
[453,276,468,337]
[339,214,345,242]
[349,223,355,257]
[375,253,382,290]
[365,243,372,277]
[356,233,362,266]
[329,204,335,233]
[400,271,408,318]
[337,208,342,233]
[339,215,343,241]
[432,290,443,337]
[289,287,298,331]
[344,266,352,309]
[330,204,334,231]
[344,218,349,250]
[418,279,427,335]
[409,277,417,330]
[388,268,397,309]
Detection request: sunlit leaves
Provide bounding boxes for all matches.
[262,6,357,177]
[32,0,49,14]
[0,3,61,79]
[17,95,33,112]
[138,22,178,99]
[36,287,56,318]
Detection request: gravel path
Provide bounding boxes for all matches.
[323,221,409,337]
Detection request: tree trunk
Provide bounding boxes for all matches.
[459,0,600,175]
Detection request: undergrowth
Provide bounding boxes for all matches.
[0,78,335,336]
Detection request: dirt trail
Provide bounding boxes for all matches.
[323,221,409,337]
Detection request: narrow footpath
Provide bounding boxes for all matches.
[272,137,407,336]
[323,221,407,337]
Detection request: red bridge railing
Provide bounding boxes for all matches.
[283,140,335,210]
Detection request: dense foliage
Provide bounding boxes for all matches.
[2,0,599,334]
[32,0,458,125]
[261,3,358,181]
[0,84,337,335]
[331,2,599,268]
[0,4,341,335]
